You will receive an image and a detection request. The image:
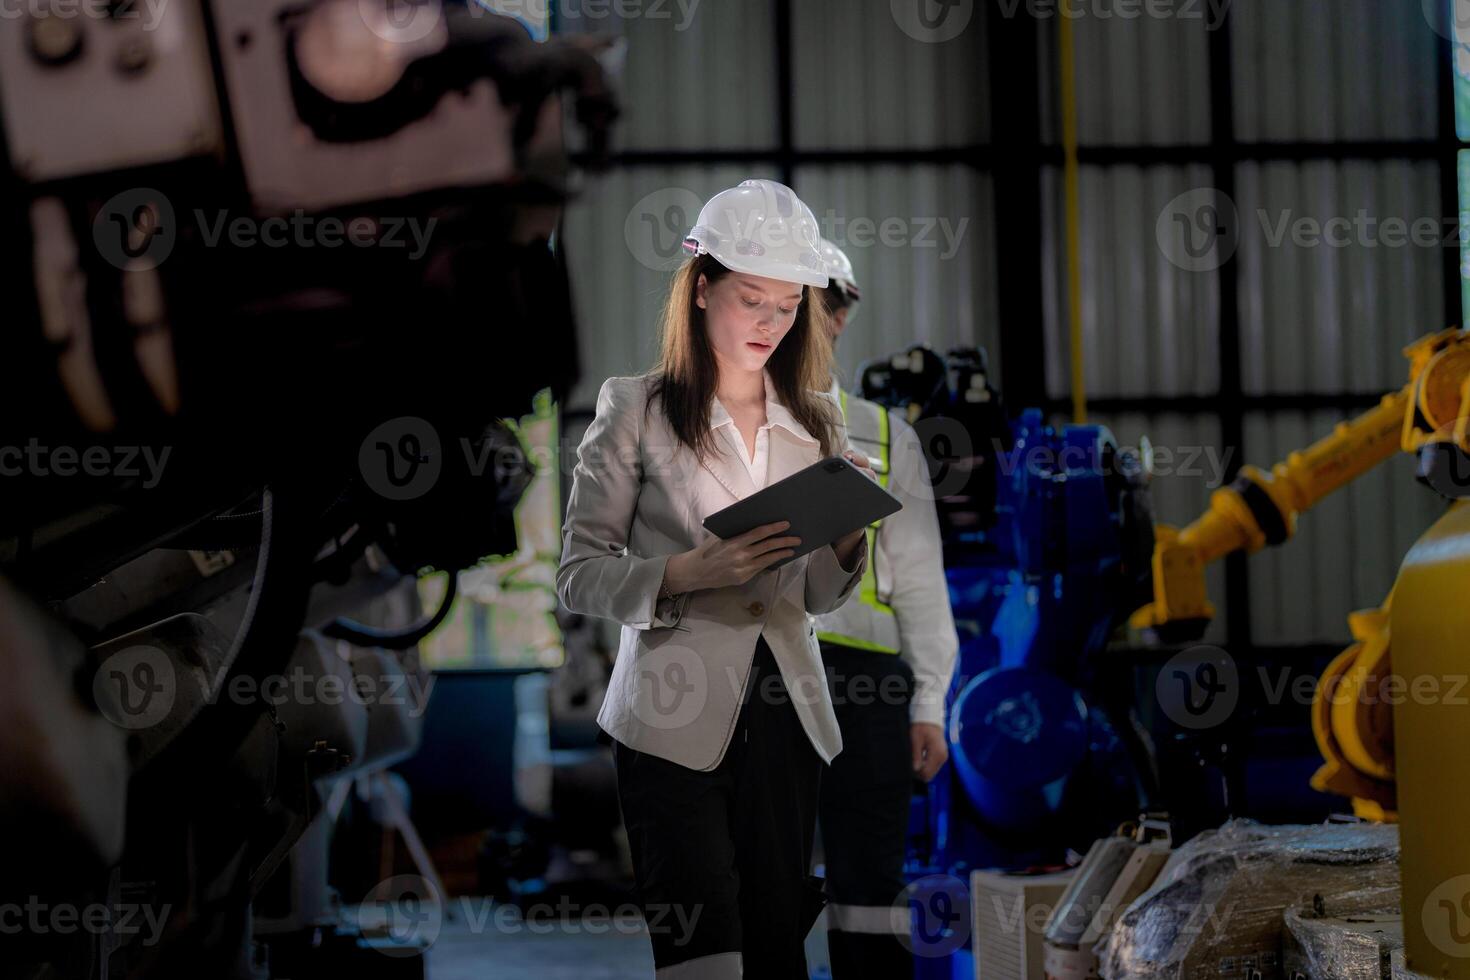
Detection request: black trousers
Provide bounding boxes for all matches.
[614,636,824,978]
[818,641,916,980]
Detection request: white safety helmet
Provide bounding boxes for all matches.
[683,179,830,289]
[818,239,861,303]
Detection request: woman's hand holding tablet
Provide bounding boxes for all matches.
[663,520,803,594]
[700,455,902,572]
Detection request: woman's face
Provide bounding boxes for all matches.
[696,271,803,376]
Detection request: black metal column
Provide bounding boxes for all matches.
[986,0,1048,406]
[1207,8,1251,650]
[1438,22,1462,330]
[774,0,795,188]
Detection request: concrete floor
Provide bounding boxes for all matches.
[426,905,653,979]
[421,902,834,978]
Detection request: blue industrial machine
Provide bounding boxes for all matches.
[922,406,1152,863]
[860,348,1157,978]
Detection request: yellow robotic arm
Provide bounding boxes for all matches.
[1127,327,1470,823]
[1120,326,1470,977]
[1129,327,1470,635]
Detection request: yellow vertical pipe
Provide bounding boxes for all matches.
[1058,8,1086,424]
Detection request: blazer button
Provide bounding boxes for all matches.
[747,601,765,617]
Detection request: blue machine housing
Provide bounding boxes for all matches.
[904,409,1148,977]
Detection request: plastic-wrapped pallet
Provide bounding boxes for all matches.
[1095,820,1400,979]
[1282,910,1402,979]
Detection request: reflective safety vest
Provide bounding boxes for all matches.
[815,389,902,655]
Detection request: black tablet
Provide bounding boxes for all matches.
[702,456,903,568]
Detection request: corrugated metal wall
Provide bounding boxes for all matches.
[1226,0,1446,645]
[791,0,991,148]
[562,165,756,409]
[1038,0,1449,645]
[1230,0,1439,142]
[1234,160,1446,394]
[1039,11,1223,393]
[1065,3,1213,145]
[1231,155,1446,643]
[563,0,996,410]
[793,165,1000,386]
[1035,8,1231,642]
[1035,6,1229,642]
[561,0,1450,649]
[581,1,781,150]
[1041,165,1222,399]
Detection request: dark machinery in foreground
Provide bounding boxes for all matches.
[0,2,617,977]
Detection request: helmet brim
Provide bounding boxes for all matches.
[704,250,830,289]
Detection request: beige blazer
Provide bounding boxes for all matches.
[556,373,868,771]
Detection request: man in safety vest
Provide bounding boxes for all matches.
[814,239,959,979]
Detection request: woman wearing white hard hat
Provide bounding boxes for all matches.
[557,179,873,978]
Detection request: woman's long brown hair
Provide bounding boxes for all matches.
[647,253,840,461]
